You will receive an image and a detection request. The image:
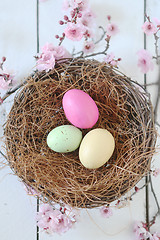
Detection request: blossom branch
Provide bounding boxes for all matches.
[1,81,26,102]
[148,175,160,228]
[124,180,150,201]
[0,57,16,90]
[155,121,160,127]
[84,39,110,58]
[72,26,107,58]
[72,50,84,57]
[143,81,159,86]
[0,57,6,70]
[149,175,160,213]
[94,26,106,44]
[153,33,160,64]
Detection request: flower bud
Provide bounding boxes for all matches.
[2,56,6,62]
[59,20,64,25]
[64,15,69,21]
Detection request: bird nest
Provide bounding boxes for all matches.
[4,58,156,208]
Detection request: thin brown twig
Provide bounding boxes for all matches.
[94,26,106,45]
[149,175,160,212]
[72,50,84,57]
[84,40,110,59]
[123,180,150,201]
[73,26,107,57]
[143,81,159,87]
[149,175,160,227]
[149,211,160,227]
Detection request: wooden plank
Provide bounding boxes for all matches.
[0,0,37,239]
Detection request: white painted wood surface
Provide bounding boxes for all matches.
[0,0,159,239]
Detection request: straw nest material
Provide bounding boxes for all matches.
[5,58,156,208]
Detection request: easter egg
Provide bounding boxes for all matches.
[47,125,82,153]
[62,89,99,129]
[79,128,115,169]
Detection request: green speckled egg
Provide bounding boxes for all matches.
[47,125,82,153]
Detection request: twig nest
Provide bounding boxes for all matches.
[5,58,156,208]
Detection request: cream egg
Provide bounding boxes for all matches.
[79,128,115,169]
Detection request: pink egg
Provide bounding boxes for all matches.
[62,89,99,129]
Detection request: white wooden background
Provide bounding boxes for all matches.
[0,0,160,239]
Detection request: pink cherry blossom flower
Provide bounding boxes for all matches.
[63,205,78,222]
[70,0,89,11]
[36,212,51,230]
[62,0,70,11]
[79,0,90,11]
[80,16,92,28]
[133,221,153,240]
[41,43,55,52]
[100,206,113,218]
[105,53,119,66]
[153,168,160,177]
[36,203,77,234]
[70,0,79,8]
[54,46,72,61]
[105,52,115,63]
[36,204,56,230]
[137,49,154,73]
[36,43,71,72]
[64,22,84,41]
[39,203,54,215]
[36,51,56,72]
[106,23,119,36]
[41,43,71,60]
[133,222,160,240]
[142,21,157,35]
[80,10,96,28]
[0,68,15,90]
[83,9,96,19]
[83,41,95,53]
[48,210,73,234]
